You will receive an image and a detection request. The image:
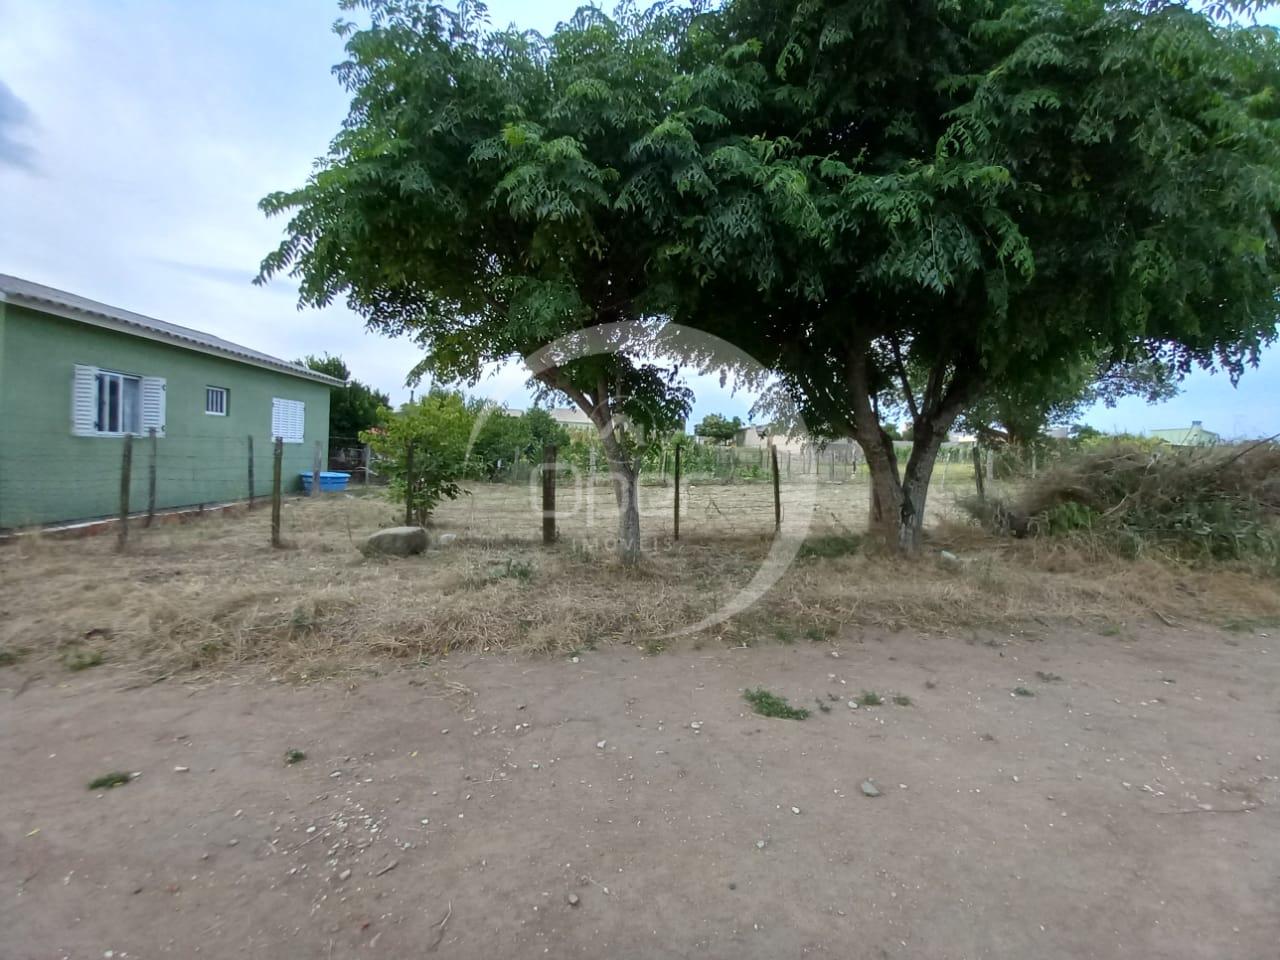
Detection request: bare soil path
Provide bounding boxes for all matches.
[2,622,1277,959]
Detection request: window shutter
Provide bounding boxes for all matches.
[141,377,166,437]
[71,364,98,436]
[271,398,305,443]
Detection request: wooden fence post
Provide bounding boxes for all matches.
[542,444,557,545]
[771,445,781,532]
[311,441,322,497]
[972,444,986,502]
[673,444,681,542]
[404,440,415,526]
[271,437,283,548]
[247,435,255,507]
[117,435,133,552]
[145,427,157,527]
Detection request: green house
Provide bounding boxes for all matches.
[0,274,341,529]
[1150,420,1221,447]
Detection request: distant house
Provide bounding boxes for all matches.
[733,424,807,454]
[546,407,597,435]
[1150,420,1220,447]
[0,274,341,529]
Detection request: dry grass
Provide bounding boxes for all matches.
[2,479,1277,681]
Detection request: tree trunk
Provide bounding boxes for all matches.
[601,432,641,565]
[846,346,968,553]
[535,372,644,566]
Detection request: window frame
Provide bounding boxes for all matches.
[94,369,143,436]
[205,385,229,417]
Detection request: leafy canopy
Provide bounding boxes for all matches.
[258,1,702,453]
[297,353,391,440]
[693,413,743,443]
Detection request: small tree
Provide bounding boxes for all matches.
[361,390,472,525]
[693,414,743,444]
[297,353,391,441]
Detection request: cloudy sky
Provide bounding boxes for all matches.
[1,0,1277,438]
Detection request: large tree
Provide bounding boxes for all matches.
[651,0,1280,548]
[297,353,391,441]
[259,2,696,563]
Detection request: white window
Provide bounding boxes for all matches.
[72,364,166,437]
[205,386,228,416]
[271,397,305,443]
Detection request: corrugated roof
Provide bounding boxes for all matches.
[0,273,344,387]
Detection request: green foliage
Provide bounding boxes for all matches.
[1020,443,1280,568]
[63,649,104,672]
[659,0,1280,544]
[743,687,810,720]
[797,534,863,559]
[284,749,307,765]
[361,390,472,523]
[297,353,391,441]
[468,405,570,480]
[258,1,702,561]
[857,690,884,707]
[694,413,743,443]
[87,771,132,791]
[260,0,1280,553]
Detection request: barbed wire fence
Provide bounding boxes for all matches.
[7,427,1044,551]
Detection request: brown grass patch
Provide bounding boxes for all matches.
[2,481,1276,681]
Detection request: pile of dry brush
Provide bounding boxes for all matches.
[967,442,1280,568]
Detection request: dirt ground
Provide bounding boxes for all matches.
[3,617,1277,960]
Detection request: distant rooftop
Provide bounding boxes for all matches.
[1150,421,1220,446]
[0,274,344,387]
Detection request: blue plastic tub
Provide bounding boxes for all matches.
[300,471,351,493]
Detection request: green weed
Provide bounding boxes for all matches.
[743,688,810,720]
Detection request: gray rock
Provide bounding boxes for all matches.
[361,526,429,557]
[567,893,580,907]
[939,550,960,564]
[860,780,882,798]
[436,532,458,546]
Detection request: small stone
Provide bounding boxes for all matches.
[596,740,607,749]
[567,893,580,907]
[755,839,767,849]
[1011,775,1020,783]
[847,700,858,710]
[441,729,449,735]
[227,839,239,847]
[338,869,351,882]
[860,780,881,798]
[570,657,580,663]
[173,766,190,773]
[791,806,801,815]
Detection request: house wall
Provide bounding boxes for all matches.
[0,304,331,528]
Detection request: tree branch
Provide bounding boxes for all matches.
[890,336,921,424]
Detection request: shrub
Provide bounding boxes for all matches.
[969,442,1280,569]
